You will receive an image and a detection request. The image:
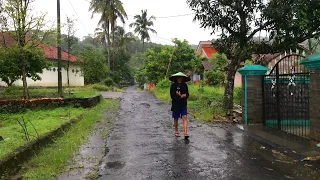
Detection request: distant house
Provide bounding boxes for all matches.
[195,41,242,87]
[0,33,84,87]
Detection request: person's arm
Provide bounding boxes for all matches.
[180,84,189,99]
[170,84,176,100]
[185,84,189,99]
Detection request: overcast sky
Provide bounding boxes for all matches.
[33,0,215,45]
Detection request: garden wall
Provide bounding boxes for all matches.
[0,95,101,113]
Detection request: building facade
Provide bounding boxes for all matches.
[195,41,242,87]
[0,33,84,87]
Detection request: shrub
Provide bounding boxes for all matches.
[134,69,147,89]
[234,87,242,105]
[103,78,114,86]
[90,84,112,91]
[156,79,172,89]
[204,70,226,86]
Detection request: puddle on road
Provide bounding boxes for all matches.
[106,161,125,169]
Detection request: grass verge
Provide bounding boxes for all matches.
[0,107,84,159]
[152,85,241,122]
[18,99,119,179]
[0,84,124,100]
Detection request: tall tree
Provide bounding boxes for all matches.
[143,39,195,83]
[89,0,127,70]
[0,46,48,87]
[129,9,157,49]
[4,0,49,99]
[113,26,135,50]
[109,0,127,47]
[65,16,77,93]
[187,0,320,111]
[0,0,8,43]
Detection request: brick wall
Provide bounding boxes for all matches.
[246,76,264,124]
[310,70,320,141]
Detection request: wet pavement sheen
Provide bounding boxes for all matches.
[99,87,319,180]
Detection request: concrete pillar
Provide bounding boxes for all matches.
[301,55,320,141]
[238,65,269,125]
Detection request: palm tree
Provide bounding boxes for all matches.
[89,0,127,70]
[129,9,157,49]
[113,26,135,50]
[110,1,127,46]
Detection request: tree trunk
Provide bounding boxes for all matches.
[308,39,312,55]
[142,39,144,51]
[106,20,111,70]
[67,61,70,94]
[21,58,29,99]
[223,61,238,112]
[9,80,14,87]
[111,22,115,70]
[111,22,115,46]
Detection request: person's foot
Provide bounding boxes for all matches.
[175,132,181,137]
[184,135,189,139]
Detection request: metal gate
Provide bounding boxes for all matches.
[263,54,310,139]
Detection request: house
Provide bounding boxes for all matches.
[0,33,84,87]
[253,50,305,74]
[195,41,242,87]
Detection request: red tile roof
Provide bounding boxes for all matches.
[0,33,80,63]
[40,44,78,63]
[202,47,217,59]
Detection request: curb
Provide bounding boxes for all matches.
[235,126,320,169]
[0,116,83,178]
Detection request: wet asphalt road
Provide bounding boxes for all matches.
[99,87,319,180]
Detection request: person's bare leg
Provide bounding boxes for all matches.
[182,115,188,136]
[174,118,179,134]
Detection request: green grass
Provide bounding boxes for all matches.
[0,107,85,159]
[0,85,123,100]
[18,99,119,179]
[152,85,242,122]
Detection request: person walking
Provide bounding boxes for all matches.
[169,72,190,139]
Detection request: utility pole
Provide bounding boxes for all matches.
[165,43,177,78]
[57,0,63,96]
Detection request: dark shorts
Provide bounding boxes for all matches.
[172,108,187,119]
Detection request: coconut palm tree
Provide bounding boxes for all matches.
[129,9,157,49]
[89,0,127,70]
[113,26,135,50]
[110,1,127,46]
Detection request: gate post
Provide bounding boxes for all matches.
[238,65,269,125]
[301,55,320,141]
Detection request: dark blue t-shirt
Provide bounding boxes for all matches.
[170,82,189,112]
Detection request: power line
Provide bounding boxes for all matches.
[84,0,195,19]
[68,0,90,35]
[150,35,176,45]
[150,35,173,43]
[128,13,195,19]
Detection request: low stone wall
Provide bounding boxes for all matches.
[0,95,101,113]
[0,117,81,177]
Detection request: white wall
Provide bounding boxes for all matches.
[0,64,84,87]
[191,73,201,81]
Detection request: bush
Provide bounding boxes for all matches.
[103,78,114,86]
[90,84,112,91]
[134,69,147,89]
[204,70,226,86]
[156,79,172,88]
[234,87,242,105]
